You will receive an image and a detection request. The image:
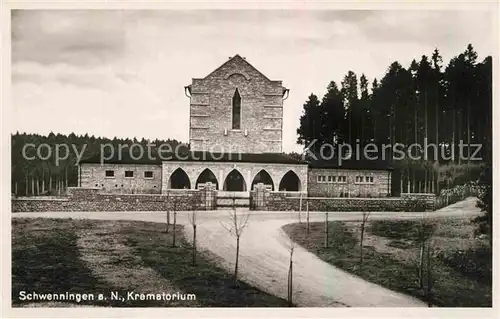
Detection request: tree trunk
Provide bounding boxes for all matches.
[412,169,416,193]
[65,166,68,189]
[452,109,456,164]
[361,112,365,145]
[15,181,18,196]
[49,174,53,193]
[467,99,471,163]
[435,99,439,163]
[36,179,40,196]
[407,175,410,194]
[288,254,293,307]
[298,193,303,223]
[426,245,433,307]
[360,221,365,267]
[414,101,418,145]
[324,212,329,248]
[167,210,171,233]
[166,192,171,233]
[457,110,462,165]
[234,236,240,286]
[31,177,35,196]
[419,241,425,289]
[349,108,352,146]
[306,200,310,236]
[192,224,197,266]
[424,169,428,193]
[172,209,177,247]
[42,169,45,194]
[425,90,428,142]
[436,173,440,195]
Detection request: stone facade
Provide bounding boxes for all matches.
[187,54,286,153]
[308,168,391,198]
[253,191,436,212]
[161,161,308,194]
[74,55,392,203]
[12,187,216,212]
[80,163,162,194]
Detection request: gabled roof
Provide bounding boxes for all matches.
[202,54,273,82]
[308,157,393,171]
[80,151,308,165]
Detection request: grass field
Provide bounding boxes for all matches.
[12,218,289,307]
[282,216,491,307]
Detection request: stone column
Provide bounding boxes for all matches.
[219,170,224,191]
[246,170,252,192]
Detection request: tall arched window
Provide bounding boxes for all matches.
[232,88,241,129]
[168,168,191,189]
[223,169,246,191]
[195,168,219,190]
[279,170,301,192]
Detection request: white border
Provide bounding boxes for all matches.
[2,1,499,318]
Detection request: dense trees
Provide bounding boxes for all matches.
[297,44,492,194]
[11,132,183,196]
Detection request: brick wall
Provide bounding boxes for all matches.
[189,55,285,153]
[308,168,391,197]
[252,191,436,212]
[80,163,162,194]
[12,187,214,212]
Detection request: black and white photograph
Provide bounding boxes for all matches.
[2,1,497,316]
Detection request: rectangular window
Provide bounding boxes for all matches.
[327,176,332,182]
[317,175,322,183]
[322,175,326,182]
[125,170,134,178]
[105,170,114,178]
[341,176,346,183]
[144,171,154,179]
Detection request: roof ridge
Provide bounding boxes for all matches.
[202,54,272,82]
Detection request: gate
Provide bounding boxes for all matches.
[198,182,216,210]
[250,183,271,210]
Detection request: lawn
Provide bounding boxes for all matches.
[12,218,289,307]
[282,217,491,307]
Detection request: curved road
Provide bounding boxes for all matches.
[12,197,479,307]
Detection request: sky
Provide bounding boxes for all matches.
[11,9,494,152]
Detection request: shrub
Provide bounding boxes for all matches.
[436,246,492,284]
[403,197,428,212]
[370,220,435,242]
[387,239,413,249]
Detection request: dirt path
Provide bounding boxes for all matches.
[184,218,424,307]
[13,197,480,307]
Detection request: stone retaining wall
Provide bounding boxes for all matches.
[251,191,436,212]
[12,187,215,212]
